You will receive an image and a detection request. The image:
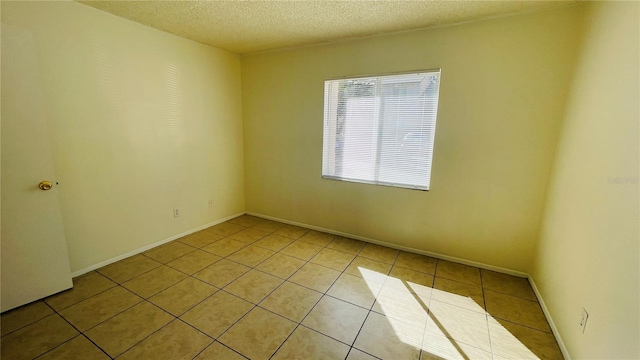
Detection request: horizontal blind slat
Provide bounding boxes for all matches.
[323,71,440,190]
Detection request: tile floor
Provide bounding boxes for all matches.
[1,215,564,360]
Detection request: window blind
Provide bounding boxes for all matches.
[322,71,441,190]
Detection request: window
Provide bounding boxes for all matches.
[322,70,441,190]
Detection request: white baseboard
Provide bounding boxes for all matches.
[70,212,245,277]
[71,209,568,359]
[529,276,571,360]
[246,211,528,278]
[249,211,570,357]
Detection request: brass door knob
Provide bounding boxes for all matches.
[38,181,53,191]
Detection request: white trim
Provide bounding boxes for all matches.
[70,212,245,277]
[246,211,528,278]
[529,276,571,360]
[248,211,570,357]
[70,209,568,359]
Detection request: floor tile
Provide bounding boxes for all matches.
[206,222,246,236]
[117,320,212,360]
[426,300,491,352]
[228,214,264,227]
[327,236,366,255]
[251,219,286,233]
[149,277,217,316]
[395,252,437,275]
[85,301,173,357]
[1,220,565,360]
[1,300,54,336]
[272,326,350,360]
[59,286,142,331]
[256,253,306,279]
[227,245,275,267]
[359,244,399,264]
[181,291,253,338]
[37,335,109,360]
[194,341,248,359]
[345,256,392,283]
[354,311,423,360]
[1,314,78,360]
[484,290,551,332]
[229,228,270,244]
[176,230,225,248]
[489,317,563,360]
[97,254,162,283]
[274,224,309,239]
[421,331,492,360]
[388,266,434,296]
[201,238,248,257]
[481,270,537,301]
[253,234,295,252]
[194,259,250,288]
[289,262,341,293]
[259,281,322,322]
[143,241,196,264]
[224,270,283,304]
[372,284,429,329]
[435,260,481,287]
[301,296,368,344]
[280,240,323,261]
[327,273,382,309]
[432,277,485,313]
[219,307,296,360]
[310,248,356,271]
[45,272,117,312]
[298,230,335,246]
[122,265,187,298]
[347,348,381,360]
[166,250,221,275]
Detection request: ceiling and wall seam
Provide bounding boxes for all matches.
[76,0,581,56]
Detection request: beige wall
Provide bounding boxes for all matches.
[4,2,638,356]
[1,2,245,272]
[241,7,584,272]
[532,2,639,358]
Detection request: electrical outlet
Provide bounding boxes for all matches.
[173,208,180,218]
[208,199,214,208]
[579,308,589,333]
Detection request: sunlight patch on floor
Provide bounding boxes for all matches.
[358,266,541,360]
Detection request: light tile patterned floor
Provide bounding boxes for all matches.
[0,215,564,360]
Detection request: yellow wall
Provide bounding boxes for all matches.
[532,2,639,358]
[1,2,245,272]
[3,1,638,356]
[241,6,584,272]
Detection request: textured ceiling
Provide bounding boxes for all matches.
[78,1,578,55]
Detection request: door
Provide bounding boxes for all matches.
[1,22,73,312]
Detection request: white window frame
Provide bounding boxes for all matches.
[322,69,441,191]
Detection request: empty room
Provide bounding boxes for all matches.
[1,1,638,359]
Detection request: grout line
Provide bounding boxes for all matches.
[38,303,114,359]
[70,212,245,278]
[246,211,529,278]
[479,269,495,358]
[22,315,83,359]
[259,227,371,357]
[268,322,301,358]
[173,222,324,356]
[100,300,178,359]
[219,341,249,359]
[0,302,56,338]
[20,215,561,360]
[527,276,570,359]
[48,283,119,313]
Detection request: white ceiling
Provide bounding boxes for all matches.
[78,1,579,55]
